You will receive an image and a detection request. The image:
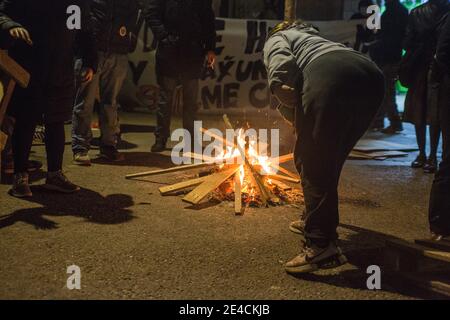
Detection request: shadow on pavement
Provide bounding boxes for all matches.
[91,151,174,168]
[290,223,424,299]
[0,187,135,230]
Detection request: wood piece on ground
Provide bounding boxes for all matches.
[267,174,301,184]
[234,170,243,215]
[272,153,294,164]
[266,178,292,191]
[0,79,16,127]
[159,176,208,195]
[354,139,418,152]
[269,162,300,179]
[183,166,240,205]
[126,162,215,179]
[200,127,235,148]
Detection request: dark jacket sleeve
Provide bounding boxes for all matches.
[90,0,107,43]
[403,12,417,51]
[143,0,168,41]
[436,14,450,74]
[76,0,98,72]
[0,0,25,48]
[200,0,216,52]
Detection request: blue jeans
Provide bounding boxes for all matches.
[72,52,128,152]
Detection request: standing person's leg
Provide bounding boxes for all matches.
[97,53,129,161]
[181,75,199,151]
[9,109,38,197]
[423,125,441,173]
[72,59,102,165]
[152,75,178,152]
[381,64,403,133]
[429,76,450,237]
[412,124,427,168]
[43,121,80,193]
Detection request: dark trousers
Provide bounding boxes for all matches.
[11,111,65,174]
[373,63,402,128]
[429,75,450,236]
[294,51,385,246]
[155,74,199,141]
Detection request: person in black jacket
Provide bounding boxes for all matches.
[144,0,216,153]
[0,0,97,198]
[429,12,450,240]
[369,0,408,133]
[402,0,450,173]
[72,0,141,164]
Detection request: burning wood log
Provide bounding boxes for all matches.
[125,162,215,179]
[234,170,243,215]
[183,165,240,205]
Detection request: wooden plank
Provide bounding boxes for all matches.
[269,162,300,179]
[200,127,235,148]
[266,174,300,184]
[126,162,215,179]
[183,166,240,205]
[267,178,292,191]
[387,239,450,264]
[159,176,208,195]
[273,153,294,164]
[0,79,15,126]
[415,239,450,253]
[234,170,243,215]
[0,50,30,88]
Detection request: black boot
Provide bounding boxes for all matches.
[151,138,167,153]
[412,154,426,168]
[423,157,438,174]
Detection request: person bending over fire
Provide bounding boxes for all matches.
[263,21,385,274]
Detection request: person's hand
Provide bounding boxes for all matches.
[80,67,94,83]
[9,27,33,45]
[206,51,216,70]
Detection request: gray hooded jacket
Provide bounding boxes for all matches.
[263,25,352,108]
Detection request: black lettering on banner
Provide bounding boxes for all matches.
[215,19,226,56]
[245,21,267,54]
[223,83,240,108]
[217,57,235,82]
[236,61,253,82]
[252,60,267,81]
[249,82,270,109]
[201,85,222,109]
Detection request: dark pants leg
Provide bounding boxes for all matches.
[429,76,450,236]
[295,51,385,246]
[382,64,401,125]
[11,113,38,174]
[181,76,199,142]
[155,76,178,141]
[45,122,65,172]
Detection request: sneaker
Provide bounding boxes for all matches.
[285,242,348,274]
[73,151,91,166]
[44,171,80,193]
[151,138,167,153]
[411,155,426,169]
[8,172,32,198]
[423,157,438,174]
[99,146,124,162]
[381,123,403,134]
[289,220,305,235]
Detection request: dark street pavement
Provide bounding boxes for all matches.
[0,106,439,300]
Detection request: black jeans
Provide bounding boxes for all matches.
[12,112,65,174]
[155,74,199,141]
[429,75,450,236]
[294,51,385,246]
[373,63,402,127]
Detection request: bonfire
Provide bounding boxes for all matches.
[126,115,303,214]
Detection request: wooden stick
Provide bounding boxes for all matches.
[159,176,208,195]
[266,174,301,184]
[200,127,235,148]
[234,169,243,215]
[222,114,279,205]
[0,50,30,88]
[183,166,240,205]
[126,162,214,179]
[272,153,294,164]
[269,162,300,179]
[266,178,292,191]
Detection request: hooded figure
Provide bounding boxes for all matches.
[264,22,385,274]
[0,0,98,197]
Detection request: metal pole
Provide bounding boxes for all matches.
[284,0,297,22]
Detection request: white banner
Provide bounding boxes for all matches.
[122,18,363,115]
